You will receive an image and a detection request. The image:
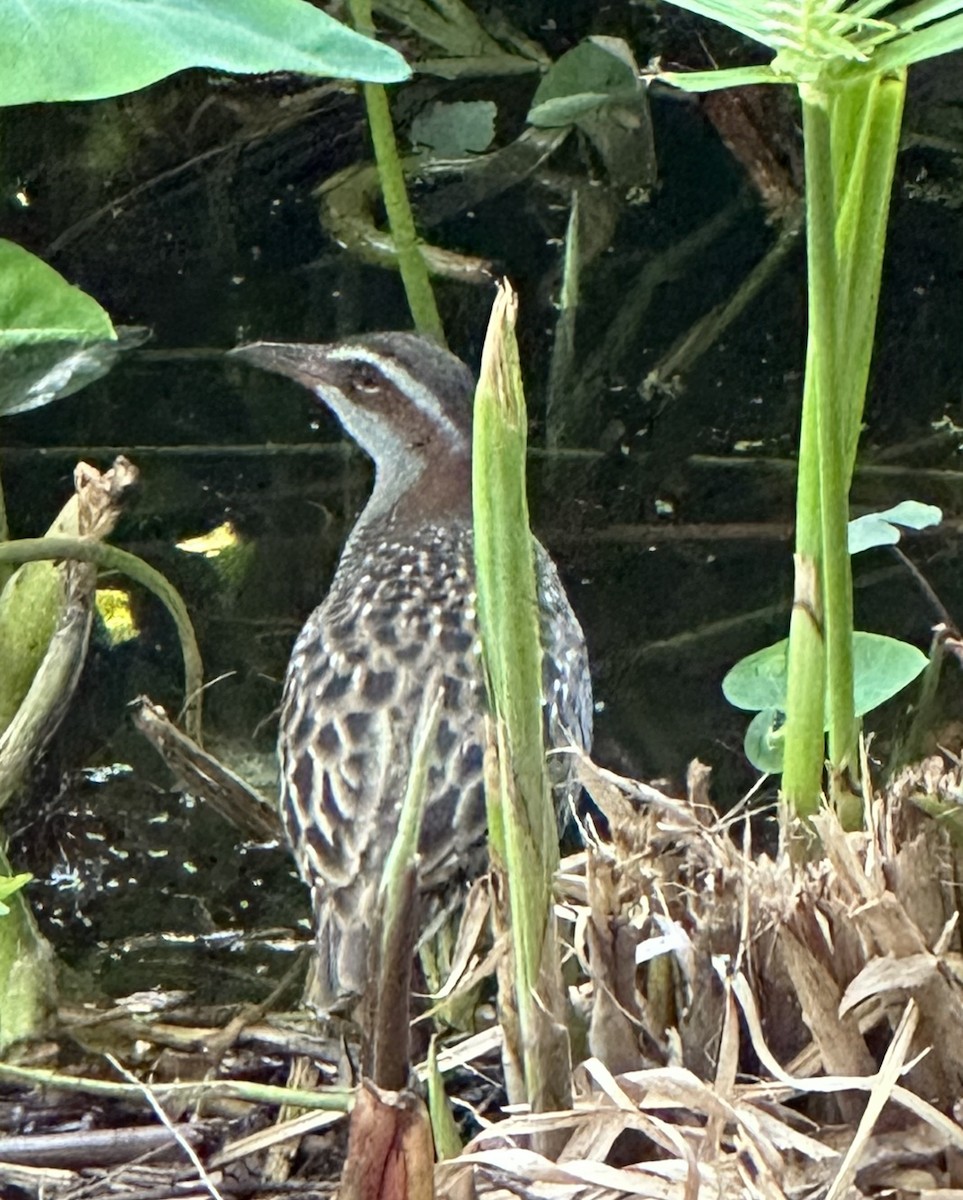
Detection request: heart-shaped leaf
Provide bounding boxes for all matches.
[724,632,928,720]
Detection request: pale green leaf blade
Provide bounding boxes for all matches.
[427,1037,463,1160]
[869,11,963,66]
[724,632,927,721]
[0,873,32,905]
[851,632,927,716]
[658,65,787,92]
[848,500,942,554]
[723,638,789,713]
[0,0,410,104]
[886,0,963,34]
[654,0,785,49]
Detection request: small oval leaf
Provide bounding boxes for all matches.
[722,638,789,713]
[744,708,785,774]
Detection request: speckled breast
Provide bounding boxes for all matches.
[278,519,592,1002]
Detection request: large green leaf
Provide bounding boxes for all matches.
[1,0,410,105]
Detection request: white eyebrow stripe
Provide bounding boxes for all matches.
[328,345,465,447]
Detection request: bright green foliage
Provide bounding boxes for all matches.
[658,0,963,813]
[0,0,410,104]
[725,632,929,721]
[659,0,963,87]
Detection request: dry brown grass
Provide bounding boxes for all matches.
[434,751,963,1198]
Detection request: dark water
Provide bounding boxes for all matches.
[2,16,963,998]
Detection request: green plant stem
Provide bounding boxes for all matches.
[348,0,446,345]
[802,85,857,779]
[0,537,203,741]
[781,359,826,812]
[782,71,906,815]
[0,1061,353,1110]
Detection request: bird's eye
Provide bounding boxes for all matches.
[354,364,382,393]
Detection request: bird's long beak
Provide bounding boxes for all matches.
[229,341,335,389]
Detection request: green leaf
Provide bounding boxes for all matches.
[0,328,149,418]
[410,101,496,156]
[0,240,115,348]
[426,1036,463,1160]
[0,872,31,902]
[724,632,928,722]
[657,0,963,84]
[0,0,410,105]
[848,500,943,554]
[657,65,788,92]
[744,708,785,774]
[888,0,963,36]
[870,10,963,68]
[528,37,640,127]
[723,639,790,713]
[0,872,32,916]
[852,633,928,716]
[651,0,785,51]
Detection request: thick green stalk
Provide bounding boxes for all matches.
[801,87,858,778]
[783,72,906,812]
[348,0,445,345]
